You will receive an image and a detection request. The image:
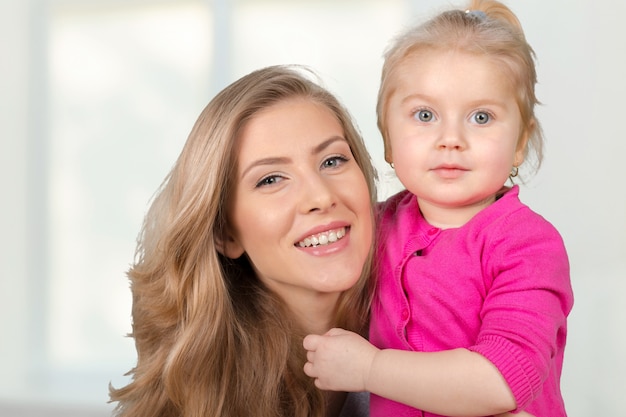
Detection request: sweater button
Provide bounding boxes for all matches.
[427,228,439,235]
[401,309,409,320]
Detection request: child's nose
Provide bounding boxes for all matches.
[437,121,467,150]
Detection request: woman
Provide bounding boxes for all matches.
[109,65,377,417]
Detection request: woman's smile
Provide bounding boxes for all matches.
[296,226,347,248]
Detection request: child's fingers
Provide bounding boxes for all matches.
[302,334,320,350]
[303,360,315,377]
[325,327,348,336]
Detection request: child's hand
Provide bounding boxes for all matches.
[303,327,379,392]
[495,412,535,417]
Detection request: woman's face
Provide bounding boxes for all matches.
[223,98,372,318]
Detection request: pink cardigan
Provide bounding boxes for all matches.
[370,186,574,417]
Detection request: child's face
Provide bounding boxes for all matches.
[385,49,527,227]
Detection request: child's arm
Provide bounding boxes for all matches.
[304,328,517,416]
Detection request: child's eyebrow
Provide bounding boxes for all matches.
[400,93,431,104]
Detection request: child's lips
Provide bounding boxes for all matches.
[431,164,468,179]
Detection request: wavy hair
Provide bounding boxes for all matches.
[377,0,543,178]
[109,65,377,417]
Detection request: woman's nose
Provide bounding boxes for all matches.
[299,176,336,214]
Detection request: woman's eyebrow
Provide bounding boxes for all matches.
[312,136,347,155]
[240,156,290,179]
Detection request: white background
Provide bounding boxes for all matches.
[1,0,624,415]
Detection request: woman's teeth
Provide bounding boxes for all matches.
[297,227,346,248]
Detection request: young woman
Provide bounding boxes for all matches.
[109,65,378,417]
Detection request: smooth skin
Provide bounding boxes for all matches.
[304,50,535,417]
[387,49,528,229]
[223,97,373,336]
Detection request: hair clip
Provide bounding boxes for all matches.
[465,10,487,20]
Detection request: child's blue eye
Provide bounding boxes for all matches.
[473,111,490,124]
[415,110,435,122]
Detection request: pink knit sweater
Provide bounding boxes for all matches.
[370,186,574,417]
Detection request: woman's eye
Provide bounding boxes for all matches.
[473,111,491,125]
[255,175,283,188]
[414,109,435,123]
[322,155,349,169]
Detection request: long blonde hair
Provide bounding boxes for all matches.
[109,65,377,417]
[377,0,543,177]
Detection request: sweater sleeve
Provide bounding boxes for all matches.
[468,207,573,411]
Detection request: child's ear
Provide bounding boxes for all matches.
[514,121,533,166]
[514,139,527,167]
[216,233,245,259]
[384,138,393,165]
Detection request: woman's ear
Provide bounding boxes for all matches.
[216,233,245,259]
